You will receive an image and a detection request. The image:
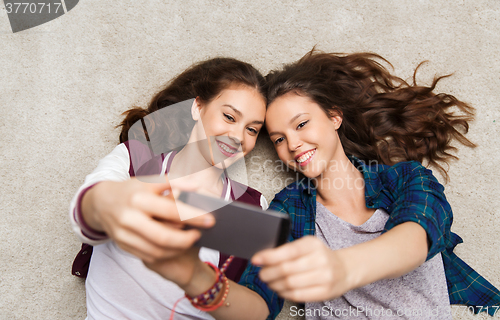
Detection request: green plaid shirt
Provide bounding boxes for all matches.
[239,157,500,319]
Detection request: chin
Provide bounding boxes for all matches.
[298,166,323,180]
[302,171,320,179]
[214,156,243,170]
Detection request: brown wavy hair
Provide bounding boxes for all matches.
[265,49,475,180]
[118,57,266,151]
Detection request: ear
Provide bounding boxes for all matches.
[191,97,203,121]
[330,114,342,130]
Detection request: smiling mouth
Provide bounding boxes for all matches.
[295,149,316,165]
[216,140,239,157]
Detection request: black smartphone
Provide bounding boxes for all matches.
[178,191,290,259]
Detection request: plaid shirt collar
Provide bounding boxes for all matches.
[298,155,384,204]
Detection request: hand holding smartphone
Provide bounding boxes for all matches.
[178,191,290,259]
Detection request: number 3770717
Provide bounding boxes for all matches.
[5,2,63,14]
[451,306,499,316]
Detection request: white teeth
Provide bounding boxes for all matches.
[297,150,315,163]
[218,141,236,154]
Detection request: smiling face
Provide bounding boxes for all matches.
[266,92,344,179]
[192,84,266,169]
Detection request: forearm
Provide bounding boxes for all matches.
[181,262,269,320]
[339,221,428,290]
[209,281,269,320]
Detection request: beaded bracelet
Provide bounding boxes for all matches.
[185,256,234,310]
[186,262,224,306]
[192,275,230,312]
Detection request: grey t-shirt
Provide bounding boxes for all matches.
[305,202,452,320]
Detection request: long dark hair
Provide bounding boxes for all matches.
[118,57,266,151]
[265,49,475,179]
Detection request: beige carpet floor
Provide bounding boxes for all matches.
[1,1,498,319]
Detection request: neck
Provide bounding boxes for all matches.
[168,143,225,197]
[314,153,366,208]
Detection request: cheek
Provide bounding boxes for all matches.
[276,146,292,164]
[201,113,224,134]
[304,126,323,142]
[242,136,257,153]
[208,121,225,135]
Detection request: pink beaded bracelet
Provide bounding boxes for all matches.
[192,275,230,312]
[169,256,234,320]
[186,261,224,306]
[186,256,234,309]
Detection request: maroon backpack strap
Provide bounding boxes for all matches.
[125,140,166,177]
[219,180,263,282]
[71,243,93,278]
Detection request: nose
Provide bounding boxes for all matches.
[287,133,302,152]
[228,127,243,148]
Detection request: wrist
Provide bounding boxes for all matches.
[334,248,362,292]
[181,259,218,297]
[80,183,106,234]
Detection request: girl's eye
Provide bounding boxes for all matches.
[247,127,258,135]
[224,113,235,122]
[274,137,284,145]
[297,120,308,129]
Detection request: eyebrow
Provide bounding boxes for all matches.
[223,104,264,125]
[268,113,309,136]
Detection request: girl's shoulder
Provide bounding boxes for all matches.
[354,157,427,177]
[379,160,437,182]
[359,157,435,181]
[373,160,444,196]
[352,157,444,197]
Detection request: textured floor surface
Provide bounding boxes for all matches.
[0,1,499,319]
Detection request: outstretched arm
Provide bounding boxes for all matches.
[248,161,445,303]
[252,222,427,302]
